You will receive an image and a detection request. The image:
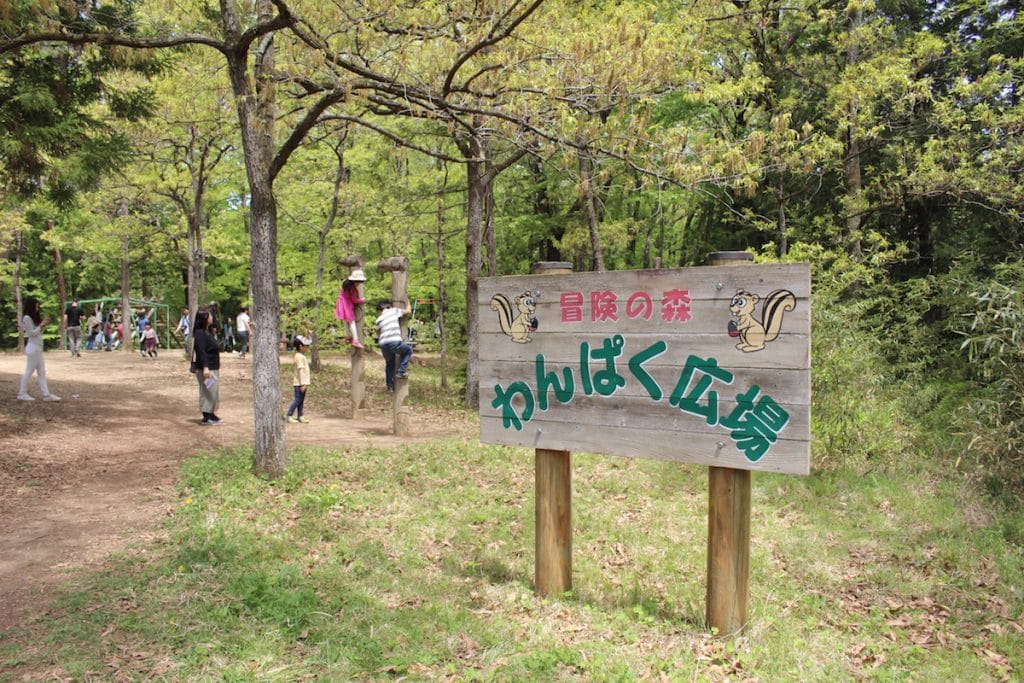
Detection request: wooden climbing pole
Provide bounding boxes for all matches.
[378,256,411,436]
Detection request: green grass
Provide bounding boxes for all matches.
[1,368,1022,680]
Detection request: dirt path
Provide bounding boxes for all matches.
[0,348,454,634]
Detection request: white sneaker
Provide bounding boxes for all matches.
[42,394,61,402]
[16,394,34,401]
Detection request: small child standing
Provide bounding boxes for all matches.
[335,268,367,349]
[286,335,312,423]
[141,322,159,357]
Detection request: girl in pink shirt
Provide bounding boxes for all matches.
[335,269,367,348]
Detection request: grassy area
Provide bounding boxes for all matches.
[1,368,1022,680]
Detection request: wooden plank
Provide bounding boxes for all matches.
[480,263,812,301]
[480,391,811,440]
[480,416,809,475]
[478,264,812,475]
[480,361,810,406]
[479,332,810,369]
[706,466,751,634]
[535,448,572,597]
[475,301,811,339]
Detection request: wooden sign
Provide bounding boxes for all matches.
[478,264,811,475]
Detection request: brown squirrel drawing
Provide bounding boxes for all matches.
[728,288,796,352]
[490,292,538,343]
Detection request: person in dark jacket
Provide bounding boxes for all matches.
[191,309,222,425]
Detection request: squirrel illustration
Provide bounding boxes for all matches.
[490,292,538,343]
[728,288,796,352]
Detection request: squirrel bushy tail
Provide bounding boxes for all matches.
[761,290,796,342]
[490,294,515,336]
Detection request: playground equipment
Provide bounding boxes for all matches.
[338,255,368,418]
[378,256,411,436]
[77,297,171,348]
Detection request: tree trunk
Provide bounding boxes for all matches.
[311,226,327,371]
[484,158,496,277]
[844,5,865,259]
[530,156,562,262]
[464,152,485,409]
[224,0,286,477]
[121,235,132,354]
[186,202,204,357]
[14,230,24,352]
[311,139,347,372]
[48,220,68,349]
[776,171,788,256]
[576,137,605,272]
[436,191,449,389]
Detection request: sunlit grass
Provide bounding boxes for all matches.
[2,433,1021,680]
[2,344,1023,679]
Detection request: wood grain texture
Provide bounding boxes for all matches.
[478,265,812,475]
[706,466,751,635]
[535,448,572,596]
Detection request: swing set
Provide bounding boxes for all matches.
[77,297,172,348]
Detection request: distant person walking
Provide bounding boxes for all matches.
[374,299,413,392]
[335,269,367,349]
[285,335,312,423]
[191,309,221,425]
[18,297,61,402]
[64,296,83,357]
[174,307,191,345]
[236,306,251,358]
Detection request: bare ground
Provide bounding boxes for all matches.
[0,348,456,635]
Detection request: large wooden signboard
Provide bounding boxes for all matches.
[478,264,811,475]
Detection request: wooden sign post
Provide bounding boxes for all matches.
[339,255,367,418]
[706,251,754,636]
[532,261,574,598]
[478,260,811,630]
[379,257,411,436]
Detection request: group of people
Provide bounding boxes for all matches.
[334,269,413,391]
[283,294,413,424]
[62,297,131,355]
[16,278,415,427]
[176,305,251,357]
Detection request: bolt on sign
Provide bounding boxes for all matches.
[478,264,811,475]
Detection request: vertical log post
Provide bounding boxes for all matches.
[339,255,367,418]
[705,250,754,636]
[532,261,574,597]
[379,257,411,436]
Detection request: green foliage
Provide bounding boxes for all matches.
[945,259,1024,494]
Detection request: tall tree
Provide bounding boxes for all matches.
[131,53,237,342]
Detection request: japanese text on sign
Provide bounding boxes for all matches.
[490,335,791,463]
[560,290,692,324]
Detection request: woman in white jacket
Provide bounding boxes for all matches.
[18,297,61,402]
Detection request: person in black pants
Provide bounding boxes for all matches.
[64,297,83,357]
[191,309,222,425]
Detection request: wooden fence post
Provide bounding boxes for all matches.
[705,250,754,636]
[532,261,574,598]
[379,257,411,436]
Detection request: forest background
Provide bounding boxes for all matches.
[0,1,1022,499]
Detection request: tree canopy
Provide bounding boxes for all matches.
[1,0,1021,477]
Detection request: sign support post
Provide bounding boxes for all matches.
[532,261,573,598]
[477,258,810,622]
[705,250,754,636]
